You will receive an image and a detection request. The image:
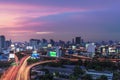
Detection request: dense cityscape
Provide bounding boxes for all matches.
[0,35,120,80]
[0,0,120,80]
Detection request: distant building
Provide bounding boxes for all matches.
[50,39,55,46]
[56,46,62,57]
[0,54,9,61]
[5,40,11,49]
[86,70,113,80]
[75,37,81,45]
[72,38,75,44]
[0,35,5,52]
[42,39,47,44]
[30,39,40,49]
[44,66,74,76]
[86,43,96,57]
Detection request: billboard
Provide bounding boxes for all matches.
[31,51,39,59]
[49,51,57,57]
[31,53,39,59]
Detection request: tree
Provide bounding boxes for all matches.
[99,75,108,80]
[77,59,83,66]
[69,74,77,80]
[73,65,84,77]
[113,72,120,80]
[39,73,53,80]
[54,71,59,77]
[82,74,93,80]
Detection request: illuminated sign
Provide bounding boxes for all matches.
[31,53,39,59]
[50,51,57,57]
[31,51,39,59]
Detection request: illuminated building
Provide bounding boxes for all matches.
[86,43,96,57]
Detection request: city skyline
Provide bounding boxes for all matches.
[0,0,120,42]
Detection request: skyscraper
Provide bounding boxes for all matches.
[75,37,81,44]
[72,38,75,44]
[0,35,5,49]
[5,40,12,49]
[30,39,40,49]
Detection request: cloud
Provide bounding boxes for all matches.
[36,32,54,35]
[0,2,88,28]
[0,0,120,41]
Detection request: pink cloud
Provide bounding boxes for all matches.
[0,2,89,28]
[36,32,54,35]
[0,2,98,41]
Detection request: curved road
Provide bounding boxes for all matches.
[1,54,120,80]
[16,60,56,80]
[0,55,29,80]
[1,54,19,80]
[16,56,30,80]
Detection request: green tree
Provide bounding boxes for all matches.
[99,75,108,80]
[54,71,59,77]
[82,74,93,80]
[69,74,77,80]
[113,72,120,80]
[73,65,84,77]
[77,59,83,66]
[40,73,53,80]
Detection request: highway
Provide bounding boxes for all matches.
[15,55,88,80]
[16,56,30,80]
[0,55,29,80]
[16,59,56,80]
[72,54,120,62]
[0,54,18,80]
[1,54,120,80]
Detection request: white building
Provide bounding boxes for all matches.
[86,43,96,57]
[86,70,113,80]
[56,46,62,57]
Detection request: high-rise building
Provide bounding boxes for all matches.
[5,40,12,49]
[50,39,55,46]
[75,37,81,44]
[86,43,96,57]
[30,39,40,49]
[72,38,75,44]
[0,35,5,49]
[42,39,47,44]
[56,46,62,57]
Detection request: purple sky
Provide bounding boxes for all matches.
[0,0,120,42]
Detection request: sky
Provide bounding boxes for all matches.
[0,0,120,42]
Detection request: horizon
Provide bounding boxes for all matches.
[0,0,120,42]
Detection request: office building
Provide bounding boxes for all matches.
[72,38,75,44]
[30,39,40,49]
[75,37,81,44]
[5,40,11,49]
[86,70,113,80]
[86,43,96,57]
[0,35,5,52]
